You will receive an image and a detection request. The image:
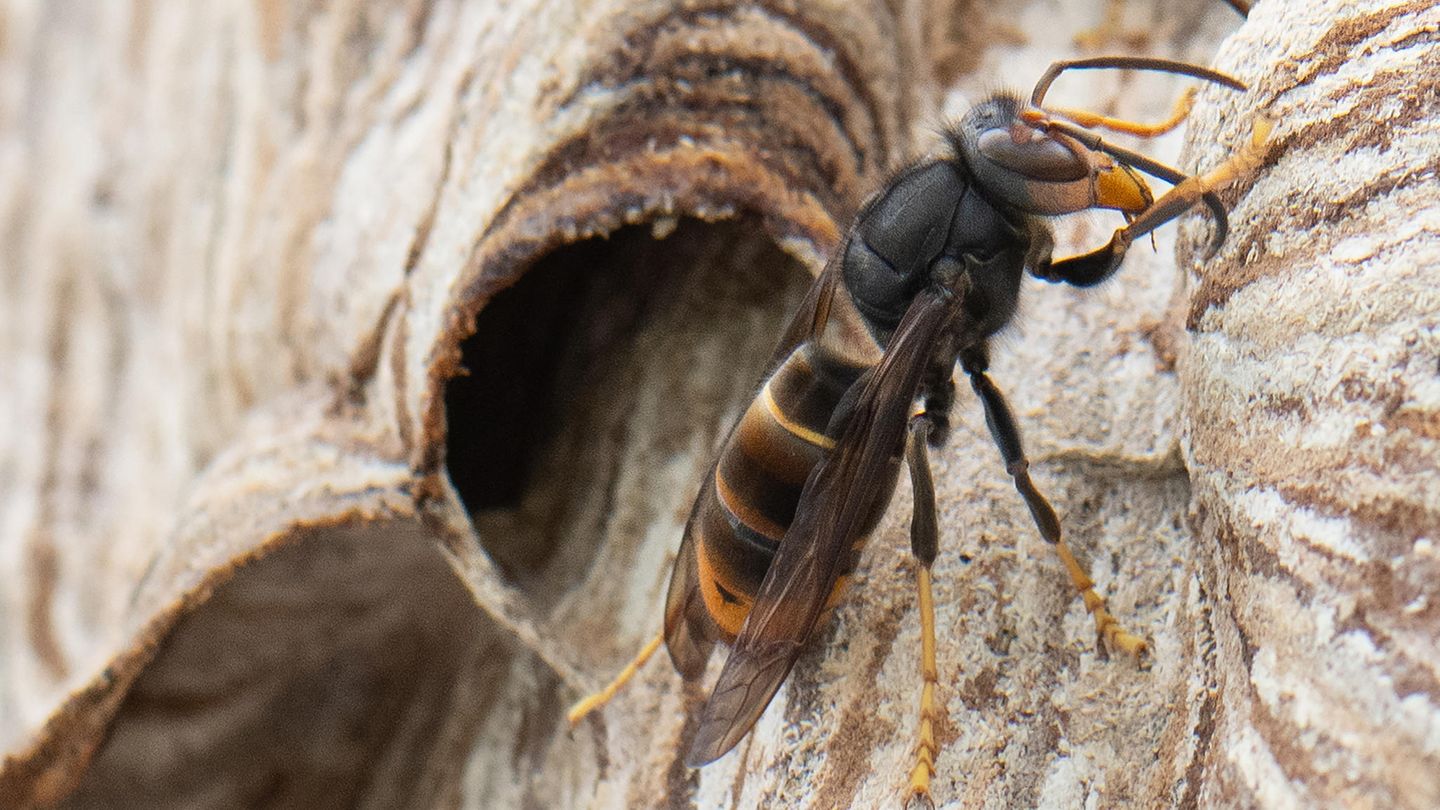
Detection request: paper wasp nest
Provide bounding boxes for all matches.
[0,1,1434,808]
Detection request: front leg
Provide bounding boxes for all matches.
[1032,228,1135,288]
[1030,115,1271,288]
[1023,214,1130,290]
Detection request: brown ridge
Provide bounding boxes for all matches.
[1177,595,1220,810]
[420,144,841,475]
[26,271,76,682]
[811,595,907,810]
[1292,0,1437,89]
[1337,608,1440,707]
[486,70,861,249]
[561,3,889,160]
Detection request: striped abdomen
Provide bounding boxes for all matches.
[689,297,893,639]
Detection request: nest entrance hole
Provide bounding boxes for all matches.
[443,218,811,606]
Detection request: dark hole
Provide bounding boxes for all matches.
[443,241,634,512]
[443,218,809,601]
[67,524,493,809]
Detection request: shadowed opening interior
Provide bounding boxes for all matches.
[66,523,497,810]
[443,218,811,604]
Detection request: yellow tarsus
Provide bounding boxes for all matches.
[907,566,941,808]
[1053,542,1150,665]
[1196,115,1273,191]
[566,632,664,726]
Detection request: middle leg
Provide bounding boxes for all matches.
[903,365,953,809]
[961,348,1150,663]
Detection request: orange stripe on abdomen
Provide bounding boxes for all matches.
[714,344,864,540]
[695,527,753,639]
[690,338,879,638]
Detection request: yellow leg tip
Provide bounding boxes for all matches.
[907,762,936,810]
[564,632,665,728]
[1250,115,1275,147]
[907,563,941,809]
[905,788,937,810]
[1108,630,1152,670]
[1094,608,1152,670]
[566,696,600,727]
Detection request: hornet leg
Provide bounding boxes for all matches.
[1031,116,1272,286]
[962,349,1150,664]
[904,367,953,809]
[566,632,664,726]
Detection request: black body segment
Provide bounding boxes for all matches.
[667,155,1031,659]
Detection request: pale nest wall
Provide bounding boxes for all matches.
[1179,1,1440,807]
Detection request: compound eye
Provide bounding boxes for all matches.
[975,127,1088,182]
